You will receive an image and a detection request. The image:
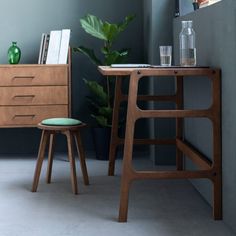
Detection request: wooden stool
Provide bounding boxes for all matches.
[32,118,89,194]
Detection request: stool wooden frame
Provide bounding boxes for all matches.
[32,123,89,194]
[98,66,221,222]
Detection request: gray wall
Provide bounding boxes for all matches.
[178,0,195,16]
[0,0,144,154]
[173,0,236,233]
[143,0,176,164]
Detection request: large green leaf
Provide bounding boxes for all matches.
[73,46,102,65]
[104,49,129,65]
[77,13,136,127]
[83,79,108,106]
[102,22,119,43]
[118,14,136,32]
[80,14,107,40]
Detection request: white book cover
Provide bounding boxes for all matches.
[46,30,62,64]
[58,29,71,64]
[38,33,46,64]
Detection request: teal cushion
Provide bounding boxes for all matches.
[42,118,82,126]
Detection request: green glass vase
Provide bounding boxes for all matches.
[8,42,21,64]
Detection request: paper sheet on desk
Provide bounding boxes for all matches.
[111,64,209,68]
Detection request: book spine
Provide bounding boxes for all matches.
[42,34,50,64]
[38,33,46,64]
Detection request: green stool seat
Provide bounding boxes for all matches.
[42,118,82,126]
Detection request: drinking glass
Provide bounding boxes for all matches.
[159,46,172,66]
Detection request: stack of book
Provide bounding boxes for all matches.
[198,0,209,8]
[199,0,221,8]
[38,29,71,64]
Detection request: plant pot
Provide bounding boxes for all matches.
[92,127,111,160]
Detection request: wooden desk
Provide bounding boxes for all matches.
[98,66,222,222]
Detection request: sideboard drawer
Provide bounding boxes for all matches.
[0,65,68,86]
[0,86,68,105]
[0,105,69,127]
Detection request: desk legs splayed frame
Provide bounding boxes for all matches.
[108,69,221,222]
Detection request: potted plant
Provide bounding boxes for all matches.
[74,14,135,160]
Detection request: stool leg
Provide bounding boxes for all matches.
[74,131,89,185]
[65,131,78,195]
[32,130,49,192]
[46,133,55,184]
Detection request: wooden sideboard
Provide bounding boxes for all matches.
[0,64,71,128]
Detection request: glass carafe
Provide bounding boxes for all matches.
[179,21,196,66]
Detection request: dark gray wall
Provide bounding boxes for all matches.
[0,0,144,154]
[143,0,176,164]
[178,0,194,16]
[174,0,236,233]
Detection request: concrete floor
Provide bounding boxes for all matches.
[0,155,235,236]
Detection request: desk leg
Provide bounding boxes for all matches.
[211,73,222,220]
[176,76,184,170]
[119,72,139,222]
[212,118,222,220]
[108,76,123,176]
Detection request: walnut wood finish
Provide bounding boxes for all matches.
[108,76,123,176]
[46,133,55,183]
[176,76,184,170]
[0,65,68,86]
[32,123,89,194]
[65,130,78,194]
[0,105,68,127]
[74,131,89,185]
[32,130,50,192]
[98,66,222,222]
[0,62,71,128]
[0,86,68,105]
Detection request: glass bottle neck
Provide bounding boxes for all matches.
[181,21,193,29]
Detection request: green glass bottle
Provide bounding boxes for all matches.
[8,42,21,64]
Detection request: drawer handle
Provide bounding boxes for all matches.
[13,114,35,119]
[12,76,35,80]
[13,95,35,100]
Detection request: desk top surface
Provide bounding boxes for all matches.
[98,66,220,77]
[0,64,69,68]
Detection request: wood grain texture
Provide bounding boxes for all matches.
[0,105,68,126]
[0,64,71,127]
[32,123,89,194]
[32,130,49,192]
[98,66,222,222]
[0,65,68,86]
[0,86,68,105]
[74,131,89,185]
[65,130,78,195]
[46,133,56,184]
